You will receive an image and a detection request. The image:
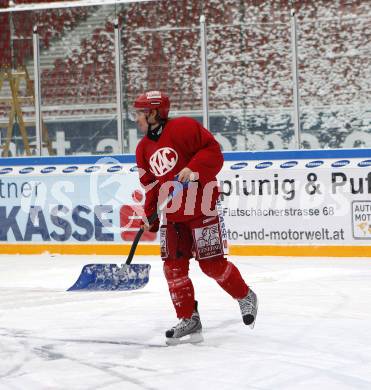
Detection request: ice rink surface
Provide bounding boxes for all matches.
[0,254,371,390]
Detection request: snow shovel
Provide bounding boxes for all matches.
[67,180,187,291]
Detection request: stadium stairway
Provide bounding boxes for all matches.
[27,5,114,76]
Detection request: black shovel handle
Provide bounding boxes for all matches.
[125,180,189,265]
[125,211,158,265]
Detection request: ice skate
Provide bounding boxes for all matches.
[238,288,258,328]
[165,301,203,346]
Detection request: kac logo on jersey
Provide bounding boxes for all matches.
[149,147,178,177]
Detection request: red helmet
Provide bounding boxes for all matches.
[134,91,170,119]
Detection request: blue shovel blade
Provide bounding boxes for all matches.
[67,263,151,291]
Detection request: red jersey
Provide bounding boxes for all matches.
[136,117,224,222]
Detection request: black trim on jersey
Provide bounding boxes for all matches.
[146,119,167,142]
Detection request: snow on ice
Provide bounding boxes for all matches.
[0,254,371,389]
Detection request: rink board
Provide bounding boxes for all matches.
[0,149,370,256]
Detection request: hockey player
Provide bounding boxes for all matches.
[132,91,258,345]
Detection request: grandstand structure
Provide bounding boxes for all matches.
[0,0,370,155]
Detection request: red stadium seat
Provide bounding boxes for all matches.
[0,0,367,113]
